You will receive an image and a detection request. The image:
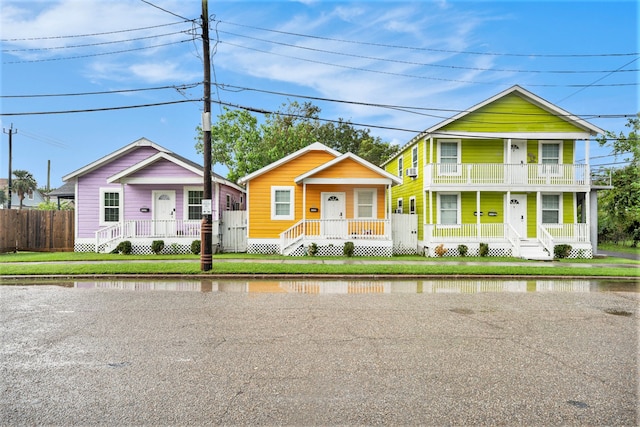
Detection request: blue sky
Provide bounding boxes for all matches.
[1,0,637,189]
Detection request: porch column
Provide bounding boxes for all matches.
[388,184,392,220]
[589,190,598,255]
[476,191,481,239]
[506,190,511,227]
[303,183,307,222]
[536,191,541,238]
[506,138,512,164]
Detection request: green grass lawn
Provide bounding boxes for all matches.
[1,250,638,278]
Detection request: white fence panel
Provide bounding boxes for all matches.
[391,214,418,255]
[221,211,247,253]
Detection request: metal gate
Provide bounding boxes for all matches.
[391,213,418,255]
[221,211,247,253]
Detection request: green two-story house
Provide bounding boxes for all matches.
[383,85,609,259]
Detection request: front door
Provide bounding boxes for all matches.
[321,192,346,237]
[508,194,527,238]
[153,190,176,236]
[510,139,527,184]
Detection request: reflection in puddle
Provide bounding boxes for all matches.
[64,279,637,294]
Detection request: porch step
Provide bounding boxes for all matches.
[519,240,552,261]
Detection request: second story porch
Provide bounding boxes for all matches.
[423,163,610,190]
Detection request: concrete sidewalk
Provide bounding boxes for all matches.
[1,285,637,425]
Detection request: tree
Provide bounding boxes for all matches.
[0,189,6,208]
[597,115,640,246]
[11,170,38,210]
[195,101,395,182]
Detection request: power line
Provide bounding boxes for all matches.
[3,39,194,64]
[0,99,201,116]
[1,83,202,98]
[217,19,639,58]
[2,30,192,53]
[1,21,189,41]
[217,29,639,75]
[220,40,638,88]
[138,0,195,22]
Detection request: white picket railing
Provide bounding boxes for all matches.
[280,219,391,254]
[425,223,509,242]
[424,163,590,187]
[95,219,202,252]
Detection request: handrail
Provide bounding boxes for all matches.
[537,225,554,256]
[506,223,521,258]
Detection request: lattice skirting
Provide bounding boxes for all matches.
[425,243,512,258]
[75,238,201,255]
[247,243,280,255]
[247,241,393,257]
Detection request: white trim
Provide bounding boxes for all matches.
[411,145,419,169]
[541,193,563,225]
[354,188,377,219]
[99,187,123,226]
[183,186,204,220]
[294,152,402,185]
[437,192,461,226]
[539,140,563,164]
[397,156,404,181]
[409,196,416,215]
[397,198,403,214]
[430,131,593,140]
[301,178,393,185]
[271,186,295,220]
[239,142,340,184]
[107,152,201,183]
[437,139,461,176]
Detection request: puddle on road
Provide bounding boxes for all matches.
[2,278,638,294]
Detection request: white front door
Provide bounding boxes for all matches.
[153,190,176,236]
[508,194,527,238]
[510,139,527,184]
[321,192,346,237]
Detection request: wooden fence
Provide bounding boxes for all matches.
[0,210,74,253]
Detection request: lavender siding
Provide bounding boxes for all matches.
[75,146,245,238]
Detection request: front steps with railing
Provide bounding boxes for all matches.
[519,239,552,261]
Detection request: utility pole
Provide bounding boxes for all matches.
[200,0,213,271]
[3,124,16,209]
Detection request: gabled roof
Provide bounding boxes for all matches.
[294,152,402,185]
[62,137,168,181]
[238,142,341,184]
[383,85,605,166]
[62,137,243,192]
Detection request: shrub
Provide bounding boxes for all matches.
[554,244,572,259]
[479,242,489,257]
[112,240,132,255]
[457,244,468,257]
[151,240,165,255]
[191,240,201,255]
[343,241,355,257]
[307,243,318,256]
[434,244,447,257]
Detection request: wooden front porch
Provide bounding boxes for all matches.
[424,223,591,259]
[280,218,392,256]
[95,219,204,253]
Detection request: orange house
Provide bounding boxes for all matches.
[238,142,402,256]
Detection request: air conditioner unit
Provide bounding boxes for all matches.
[406,167,418,177]
[395,208,403,214]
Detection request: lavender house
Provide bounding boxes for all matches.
[62,138,245,253]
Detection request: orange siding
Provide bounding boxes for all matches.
[248,152,388,238]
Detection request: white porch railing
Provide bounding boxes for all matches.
[425,223,589,245]
[425,163,590,187]
[96,219,201,252]
[280,219,391,254]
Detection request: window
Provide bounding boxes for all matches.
[409,196,416,215]
[540,141,562,176]
[438,140,460,175]
[271,186,294,220]
[355,189,376,218]
[186,188,203,220]
[542,194,560,224]
[411,145,418,169]
[439,194,459,225]
[397,156,403,178]
[226,194,231,210]
[396,198,403,214]
[100,188,121,225]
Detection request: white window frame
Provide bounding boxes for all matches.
[271,186,295,220]
[99,187,122,226]
[437,139,461,176]
[541,193,562,225]
[437,192,461,226]
[354,188,377,219]
[396,198,403,214]
[397,156,404,180]
[409,196,416,215]
[411,145,419,169]
[539,140,563,177]
[183,186,204,220]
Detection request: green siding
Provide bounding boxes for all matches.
[461,139,503,163]
[460,192,505,223]
[442,93,584,133]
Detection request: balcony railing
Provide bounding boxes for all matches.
[424,163,592,187]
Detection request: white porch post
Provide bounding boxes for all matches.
[476,191,481,239]
[303,182,307,222]
[506,190,511,228]
[536,191,541,238]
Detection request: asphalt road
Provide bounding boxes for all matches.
[1,285,638,426]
